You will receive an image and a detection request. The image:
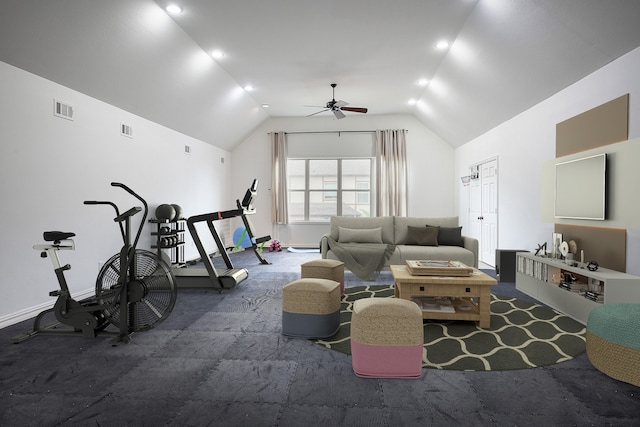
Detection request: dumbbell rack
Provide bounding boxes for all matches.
[150,218,186,267]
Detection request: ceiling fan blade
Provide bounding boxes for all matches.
[334,100,348,108]
[333,109,346,119]
[306,109,329,117]
[341,107,368,114]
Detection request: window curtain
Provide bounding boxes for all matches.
[375,129,408,216]
[270,131,288,224]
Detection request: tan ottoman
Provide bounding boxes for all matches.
[350,298,423,378]
[301,259,345,296]
[282,278,341,339]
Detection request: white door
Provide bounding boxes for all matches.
[469,171,482,249]
[469,158,499,267]
[480,160,498,266]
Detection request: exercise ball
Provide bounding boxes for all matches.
[171,204,184,220]
[155,204,176,221]
[232,226,252,249]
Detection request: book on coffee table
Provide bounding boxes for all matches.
[406,260,473,276]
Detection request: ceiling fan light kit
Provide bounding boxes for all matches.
[307,83,368,119]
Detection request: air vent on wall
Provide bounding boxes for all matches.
[120,123,133,138]
[184,145,191,155]
[54,99,74,120]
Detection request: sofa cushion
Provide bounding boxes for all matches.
[405,226,439,246]
[436,226,464,247]
[329,216,395,244]
[338,227,383,244]
[394,216,459,244]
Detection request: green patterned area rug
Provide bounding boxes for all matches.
[315,285,586,371]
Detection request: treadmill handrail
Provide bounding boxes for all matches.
[188,209,243,224]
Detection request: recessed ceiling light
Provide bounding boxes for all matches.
[261,104,270,108]
[408,99,417,105]
[166,4,183,14]
[244,85,254,92]
[211,50,225,59]
[417,79,428,86]
[435,40,449,50]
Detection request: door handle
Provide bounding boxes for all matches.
[478,216,484,220]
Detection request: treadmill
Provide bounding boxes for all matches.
[173,179,270,290]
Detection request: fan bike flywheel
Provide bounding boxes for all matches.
[95,249,177,332]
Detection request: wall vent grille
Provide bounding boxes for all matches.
[54,99,74,120]
[120,123,133,138]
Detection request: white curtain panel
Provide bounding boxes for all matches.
[375,129,408,217]
[270,131,288,224]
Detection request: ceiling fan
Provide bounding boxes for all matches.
[306,83,368,119]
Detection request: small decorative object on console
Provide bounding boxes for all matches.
[568,240,578,255]
[535,242,547,256]
[587,261,599,271]
[559,241,570,258]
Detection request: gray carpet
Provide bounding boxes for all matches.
[1,249,639,426]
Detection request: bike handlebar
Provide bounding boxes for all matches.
[83,200,121,217]
[111,182,148,215]
[84,183,149,249]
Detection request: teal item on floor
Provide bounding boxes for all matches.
[586,303,640,349]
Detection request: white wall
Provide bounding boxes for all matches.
[0,61,232,326]
[230,114,456,247]
[454,46,640,272]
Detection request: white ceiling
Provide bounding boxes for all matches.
[2,1,640,150]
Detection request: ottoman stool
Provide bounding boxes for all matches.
[350,298,423,379]
[586,303,640,387]
[301,259,345,296]
[282,278,341,339]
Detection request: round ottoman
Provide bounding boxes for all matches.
[350,298,423,379]
[301,259,345,296]
[586,303,640,387]
[282,278,341,339]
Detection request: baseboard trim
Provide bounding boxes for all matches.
[0,289,94,329]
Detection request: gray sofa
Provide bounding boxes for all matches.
[320,216,478,272]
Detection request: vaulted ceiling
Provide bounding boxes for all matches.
[2,1,640,151]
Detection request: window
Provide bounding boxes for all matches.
[287,158,373,222]
[323,181,337,201]
[356,181,370,204]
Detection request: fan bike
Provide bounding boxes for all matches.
[12,183,177,345]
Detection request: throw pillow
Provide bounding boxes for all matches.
[405,225,439,246]
[436,226,464,247]
[338,227,383,244]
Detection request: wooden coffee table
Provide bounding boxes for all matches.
[391,264,497,328]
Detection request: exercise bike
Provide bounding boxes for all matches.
[12,182,177,345]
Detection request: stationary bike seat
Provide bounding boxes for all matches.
[43,231,76,242]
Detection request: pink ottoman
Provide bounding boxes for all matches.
[301,259,345,296]
[350,298,423,379]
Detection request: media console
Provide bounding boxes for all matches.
[515,252,640,324]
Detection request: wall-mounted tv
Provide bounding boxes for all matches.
[555,153,607,220]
